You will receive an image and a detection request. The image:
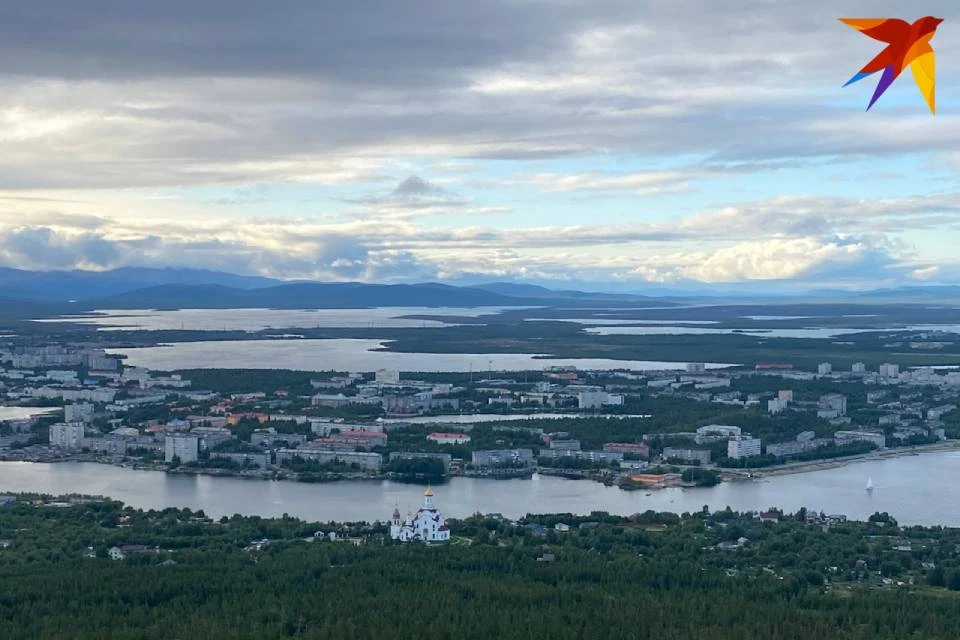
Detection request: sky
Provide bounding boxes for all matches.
[1,0,960,292]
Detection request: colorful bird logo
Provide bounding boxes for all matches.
[840,17,943,113]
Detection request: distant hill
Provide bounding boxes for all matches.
[852,286,960,303]
[86,282,525,309]
[474,282,650,302]
[0,268,680,310]
[2,267,955,311]
[0,266,280,302]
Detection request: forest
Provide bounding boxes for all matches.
[2,495,960,638]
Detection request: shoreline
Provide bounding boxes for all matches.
[743,441,959,479]
[3,440,958,487]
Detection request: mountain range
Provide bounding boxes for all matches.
[0,267,659,310]
[0,267,958,309]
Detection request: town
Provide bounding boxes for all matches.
[1,341,958,489]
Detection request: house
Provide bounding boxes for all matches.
[554,523,570,532]
[716,537,749,551]
[110,544,151,559]
[757,510,780,523]
[537,553,556,563]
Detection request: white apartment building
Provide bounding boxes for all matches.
[879,363,900,378]
[31,386,116,403]
[817,363,832,376]
[694,424,741,444]
[49,422,85,449]
[768,398,788,414]
[835,430,886,449]
[818,394,847,416]
[165,434,199,464]
[578,391,608,410]
[64,403,95,424]
[727,435,762,459]
[376,369,400,384]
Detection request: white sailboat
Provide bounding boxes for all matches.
[866,477,874,492]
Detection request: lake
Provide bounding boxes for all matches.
[378,413,652,425]
[37,307,524,331]
[0,406,60,421]
[586,324,960,338]
[2,449,959,525]
[584,326,879,338]
[107,338,734,373]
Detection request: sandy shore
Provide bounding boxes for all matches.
[729,441,959,480]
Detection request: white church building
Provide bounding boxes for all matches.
[390,487,450,543]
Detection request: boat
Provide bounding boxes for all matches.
[866,477,874,492]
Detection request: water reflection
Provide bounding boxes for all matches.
[2,450,958,525]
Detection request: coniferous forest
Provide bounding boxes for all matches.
[2,496,960,639]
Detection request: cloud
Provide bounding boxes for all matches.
[0,0,957,193]
[678,237,879,283]
[393,176,443,196]
[0,227,121,270]
[0,190,939,288]
[910,265,941,281]
[0,0,956,289]
[507,170,691,194]
[342,175,510,220]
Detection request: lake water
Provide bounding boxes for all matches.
[2,450,959,525]
[585,324,960,338]
[107,339,734,373]
[0,406,59,421]
[525,318,721,325]
[585,326,878,338]
[378,413,652,425]
[38,307,523,331]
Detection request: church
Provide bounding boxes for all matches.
[389,487,450,543]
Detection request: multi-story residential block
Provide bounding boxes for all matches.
[471,449,535,467]
[275,448,382,471]
[727,436,762,459]
[49,422,85,449]
[662,447,711,465]
[834,430,886,449]
[64,403,95,424]
[602,442,650,458]
[694,424,741,444]
[164,435,199,464]
[879,363,900,379]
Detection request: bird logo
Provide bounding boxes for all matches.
[840,17,943,113]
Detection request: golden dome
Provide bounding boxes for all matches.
[424,486,434,497]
